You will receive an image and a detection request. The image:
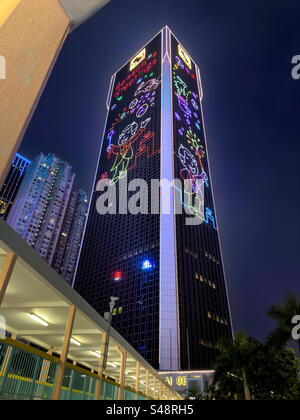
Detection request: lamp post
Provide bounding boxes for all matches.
[102,296,119,369]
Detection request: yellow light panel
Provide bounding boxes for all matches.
[178,44,192,70]
[130,48,146,72]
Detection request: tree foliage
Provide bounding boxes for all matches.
[208,294,300,400]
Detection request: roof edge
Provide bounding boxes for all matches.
[59,0,110,30]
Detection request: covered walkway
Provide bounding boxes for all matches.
[0,220,180,400]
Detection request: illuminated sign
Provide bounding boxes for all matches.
[164,375,187,387]
[178,45,192,70]
[176,376,187,386]
[130,48,146,72]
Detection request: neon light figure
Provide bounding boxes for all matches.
[186,130,202,151]
[107,130,115,153]
[127,131,159,172]
[94,172,109,193]
[201,171,209,188]
[174,76,187,97]
[135,77,161,97]
[205,208,216,230]
[177,94,192,121]
[109,124,159,185]
[136,103,149,118]
[109,123,139,184]
[140,118,151,129]
[130,98,139,109]
[119,122,139,145]
[178,145,205,219]
[191,98,199,110]
[175,56,185,70]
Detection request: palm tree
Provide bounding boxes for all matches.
[215,332,254,400]
[267,293,300,352]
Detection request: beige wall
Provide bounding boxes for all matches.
[0,0,71,186]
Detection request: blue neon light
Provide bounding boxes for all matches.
[142,259,153,270]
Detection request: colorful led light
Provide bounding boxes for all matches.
[142,260,153,270]
[175,56,185,70]
[114,271,122,282]
[178,45,192,69]
[191,99,199,110]
[175,112,181,121]
[136,103,149,118]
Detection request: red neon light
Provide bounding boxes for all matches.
[114,56,158,98]
[114,271,122,281]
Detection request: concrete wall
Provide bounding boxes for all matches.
[0,0,71,186]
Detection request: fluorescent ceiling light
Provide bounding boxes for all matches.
[30,313,48,327]
[109,362,117,368]
[70,338,81,346]
[92,351,101,358]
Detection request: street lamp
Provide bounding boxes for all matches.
[102,296,119,369]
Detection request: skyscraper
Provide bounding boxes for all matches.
[7,153,88,283]
[58,189,89,285]
[74,27,233,371]
[0,153,31,220]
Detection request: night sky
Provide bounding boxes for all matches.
[19,0,300,345]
